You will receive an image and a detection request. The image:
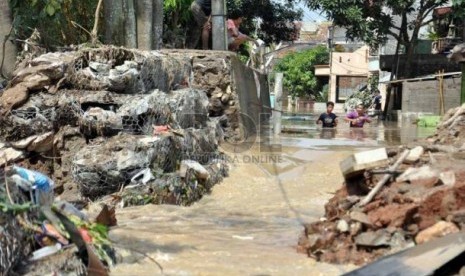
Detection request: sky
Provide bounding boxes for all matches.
[296,1,327,22]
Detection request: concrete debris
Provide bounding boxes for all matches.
[404,146,424,164]
[415,221,460,244]
[336,220,350,233]
[298,107,465,269]
[340,148,389,179]
[396,165,439,182]
[354,230,391,247]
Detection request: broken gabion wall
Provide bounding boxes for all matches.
[0,47,271,203]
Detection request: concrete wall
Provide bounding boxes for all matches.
[231,57,270,136]
[329,46,369,103]
[402,77,461,116]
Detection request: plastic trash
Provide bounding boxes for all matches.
[130,168,154,185]
[11,165,55,206]
[54,200,89,221]
[30,243,62,261]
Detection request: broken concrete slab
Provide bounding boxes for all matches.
[396,165,439,183]
[404,146,424,164]
[340,148,389,179]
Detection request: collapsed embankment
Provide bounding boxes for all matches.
[298,104,465,267]
[0,46,269,274]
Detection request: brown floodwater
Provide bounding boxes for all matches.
[110,118,435,275]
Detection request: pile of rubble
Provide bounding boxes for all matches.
[298,104,465,267]
[0,46,244,206]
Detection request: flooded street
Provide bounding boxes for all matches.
[110,117,435,275]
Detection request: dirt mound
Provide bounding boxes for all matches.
[298,104,465,266]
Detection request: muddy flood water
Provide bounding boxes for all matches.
[110,116,436,275]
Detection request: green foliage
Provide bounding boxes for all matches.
[163,0,192,29]
[316,84,329,102]
[304,0,449,51]
[0,201,32,214]
[9,0,99,48]
[226,0,303,44]
[343,89,372,112]
[274,46,329,99]
[368,75,379,92]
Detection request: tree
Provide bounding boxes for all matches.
[0,0,16,78]
[227,0,303,44]
[305,0,450,77]
[274,45,329,99]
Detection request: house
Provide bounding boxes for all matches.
[315,26,370,105]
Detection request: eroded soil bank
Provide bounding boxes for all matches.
[298,105,465,271]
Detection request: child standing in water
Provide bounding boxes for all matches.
[316,101,338,128]
[344,104,372,127]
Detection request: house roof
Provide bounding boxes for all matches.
[300,22,318,33]
[380,71,461,84]
[434,6,452,17]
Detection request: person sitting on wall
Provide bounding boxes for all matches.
[227,12,257,51]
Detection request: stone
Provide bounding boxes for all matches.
[354,230,391,247]
[388,231,414,254]
[12,62,64,85]
[415,221,460,244]
[350,211,373,226]
[221,94,230,103]
[89,62,111,73]
[340,148,389,179]
[26,131,54,152]
[23,74,51,90]
[0,84,29,112]
[336,219,349,233]
[404,146,424,164]
[396,165,439,183]
[179,160,210,180]
[350,222,363,236]
[439,171,456,186]
[11,136,37,149]
[108,68,140,93]
[115,60,138,73]
[0,147,25,166]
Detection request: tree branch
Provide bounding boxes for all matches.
[387,30,401,41]
[420,17,435,27]
[91,0,104,46]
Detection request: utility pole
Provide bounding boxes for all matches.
[211,0,227,50]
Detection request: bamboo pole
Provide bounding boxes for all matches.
[359,149,410,206]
